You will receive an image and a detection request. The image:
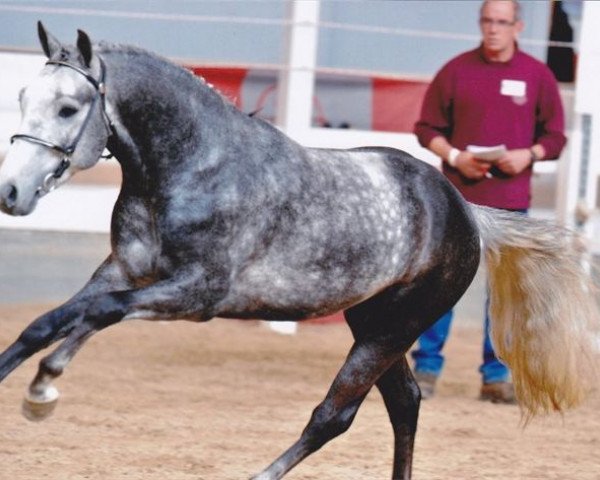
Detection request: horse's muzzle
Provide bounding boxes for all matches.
[0,181,37,216]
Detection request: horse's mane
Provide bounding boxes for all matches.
[95,41,234,107]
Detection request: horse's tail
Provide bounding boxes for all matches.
[471,204,599,419]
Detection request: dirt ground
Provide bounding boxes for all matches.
[0,304,598,480]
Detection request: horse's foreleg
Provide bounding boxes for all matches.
[22,316,110,420]
[22,277,201,420]
[251,339,400,480]
[375,358,420,480]
[21,289,143,421]
[0,256,126,383]
[0,257,131,419]
[0,300,84,385]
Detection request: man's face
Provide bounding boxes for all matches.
[479,1,523,56]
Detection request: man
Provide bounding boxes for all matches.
[412,0,566,403]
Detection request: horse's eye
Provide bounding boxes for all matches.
[58,106,78,118]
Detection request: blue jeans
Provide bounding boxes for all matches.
[411,305,509,384]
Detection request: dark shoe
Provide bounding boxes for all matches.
[414,372,438,399]
[479,381,516,404]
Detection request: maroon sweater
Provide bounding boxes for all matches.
[414,45,566,209]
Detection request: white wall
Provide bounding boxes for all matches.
[0,1,552,76]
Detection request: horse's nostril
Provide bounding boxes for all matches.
[0,183,18,209]
[8,185,18,204]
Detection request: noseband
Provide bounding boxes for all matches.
[10,57,113,192]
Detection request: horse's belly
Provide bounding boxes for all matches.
[220,257,404,320]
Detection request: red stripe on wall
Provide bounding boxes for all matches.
[188,67,248,108]
[372,78,429,133]
[307,311,345,324]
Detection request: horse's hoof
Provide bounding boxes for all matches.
[249,473,275,480]
[21,386,59,422]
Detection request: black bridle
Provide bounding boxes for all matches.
[10,57,113,191]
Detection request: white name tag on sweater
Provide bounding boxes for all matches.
[501,79,526,97]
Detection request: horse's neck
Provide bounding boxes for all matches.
[103,48,306,205]
[104,48,230,190]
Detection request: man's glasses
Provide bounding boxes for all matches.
[480,17,516,28]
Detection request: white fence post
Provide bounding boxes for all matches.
[572,1,600,244]
[275,0,320,134]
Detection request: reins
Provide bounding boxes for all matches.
[10,56,113,192]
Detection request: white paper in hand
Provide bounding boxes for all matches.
[466,144,507,162]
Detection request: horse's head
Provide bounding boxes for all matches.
[0,22,112,216]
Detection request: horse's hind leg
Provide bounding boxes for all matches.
[375,359,420,479]
[345,308,420,480]
[251,337,402,480]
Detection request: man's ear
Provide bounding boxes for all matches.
[76,29,93,67]
[38,21,62,58]
[514,19,524,37]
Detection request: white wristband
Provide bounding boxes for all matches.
[447,148,460,167]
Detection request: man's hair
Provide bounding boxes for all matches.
[480,0,521,22]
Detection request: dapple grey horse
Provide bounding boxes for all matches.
[0,24,597,480]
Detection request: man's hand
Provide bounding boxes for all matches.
[454,151,492,180]
[494,148,533,176]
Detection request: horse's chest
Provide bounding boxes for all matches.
[112,196,167,283]
[115,236,162,284]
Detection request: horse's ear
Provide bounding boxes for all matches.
[37,21,61,58]
[76,29,93,67]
